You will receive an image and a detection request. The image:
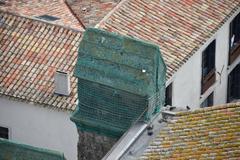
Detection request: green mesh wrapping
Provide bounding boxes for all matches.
[71,28,166,138]
[0,138,65,160]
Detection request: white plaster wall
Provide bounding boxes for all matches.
[171,48,202,108]
[214,23,230,105]
[0,97,78,160]
[170,9,240,109]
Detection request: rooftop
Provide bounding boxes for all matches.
[139,103,240,159]
[0,0,84,30]
[105,103,240,159]
[98,0,240,79]
[0,11,82,111]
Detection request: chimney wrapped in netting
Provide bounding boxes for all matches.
[71,28,166,138]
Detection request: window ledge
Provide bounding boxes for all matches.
[200,82,216,104]
[201,69,216,94]
[229,43,240,64]
[229,99,240,103]
[202,69,215,84]
[227,55,240,74]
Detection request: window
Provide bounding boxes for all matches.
[0,126,9,139]
[201,92,214,108]
[36,15,60,21]
[0,1,6,5]
[201,40,216,94]
[165,83,172,106]
[229,12,240,64]
[228,63,240,102]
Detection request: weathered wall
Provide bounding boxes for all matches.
[171,9,240,109]
[77,130,118,160]
[0,97,78,160]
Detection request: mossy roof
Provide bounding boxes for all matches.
[140,103,240,159]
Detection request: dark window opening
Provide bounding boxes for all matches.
[165,83,172,106]
[229,12,240,64]
[0,126,9,139]
[201,40,216,94]
[230,13,240,51]
[201,92,214,108]
[228,63,240,102]
[0,1,6,5]
[36,15,60,22]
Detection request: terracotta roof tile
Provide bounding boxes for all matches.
[140,103,240,159]
[0,0,84,30]
[65,0,120,27]
[0,11,82,111]
[98,0,240,79]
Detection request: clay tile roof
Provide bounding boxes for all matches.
[98,0,240,79]
[0,11,82,111]
[65,0,120,27]
[140,103,240,159]
[0,0,84,30]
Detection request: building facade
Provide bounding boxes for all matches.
[0,11,82,160]
[171,9,240,108]
[0,97,78,160]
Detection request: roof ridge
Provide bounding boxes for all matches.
[0,95,72,112]
[63,0,86,30]
[95,0,129,28]
[0,9,83,33]
[177,102,240,116]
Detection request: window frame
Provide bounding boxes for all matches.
[201,92,214,108]
[165,83,173,106]
[201,40,216,94]
[229,12,240,65]
[227,63,240,102]
[0,1,6,5]
[0,126,9,139]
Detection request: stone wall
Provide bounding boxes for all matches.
[78,130,118,160]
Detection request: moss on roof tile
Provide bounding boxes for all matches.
[140,103,240,159]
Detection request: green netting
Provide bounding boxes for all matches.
[71,28,166,138]
[0,138,65,160]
